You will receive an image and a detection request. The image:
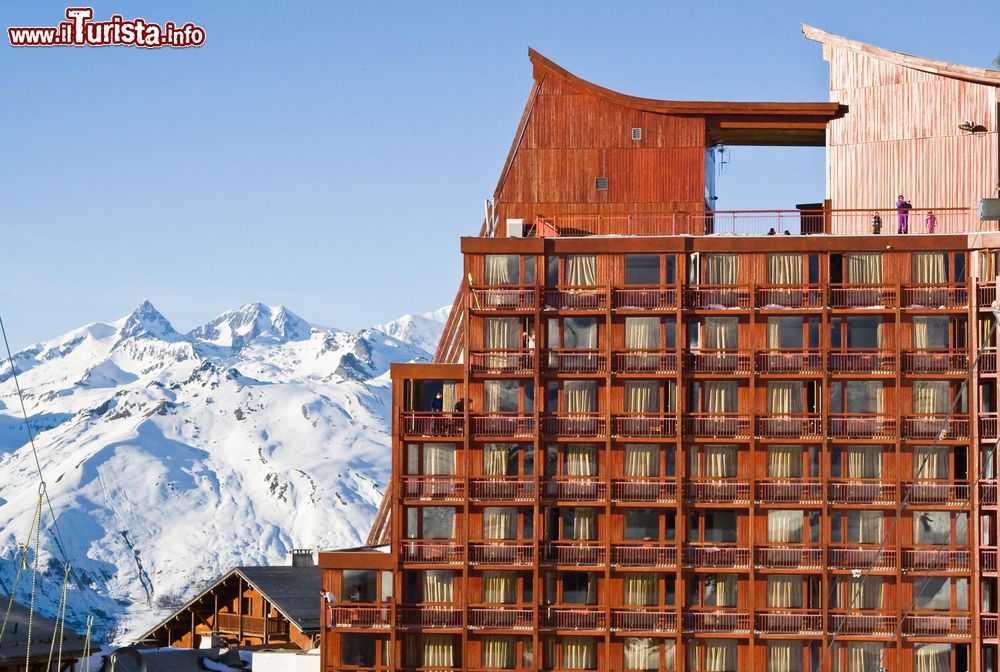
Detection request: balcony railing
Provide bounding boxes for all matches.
[397,607,462,629]
[980,284,997,306]
[400,542,464,564]
[611,609,678,632]
[828,547,897,570]
[982,481,998,506]
[901,415,969,440]
[542,414,605,437]
[827,480,897,504]
[755,547,823,569]
[611,414,677,438]
[612,287,678,310]
[685,350,752,374]
[682,546,750,568]
[611,544,678,568]
[684,414,752,439]
[981,413,998,439]
[545,288,607,311]
[544,349,607,373]
[901,284,968,309]
[984,615,998,639]
[469,350,534,374]
[469,478,535,501]
[611,479,678,503]
[215,612,289,637]
[981,348,998,373]
[543,478,606,501]
[902,548,972,572]
[470,287,536,311]
[756,414,823,439]
[901,349,969,374]
[611,350,678,374]
[470,414,534,438]
[541,608,606,630]
[682,611,751,633]
[332,606,391,629]
[828,414,896,439]
[902,614,972,637]
[400,477,465,501]
[756,480,823,504]
[755,612,822,634]
[829,614,897,635]
[983,549,998,572]
[755,349,823,374]
[468,542,534,566]
[829,284,896,309]
[684,479,751,504]
[467,607,534,630]
[828,349,896,373]
[542,542,606,566]
[685,286,751,310]
[400,412,465,437]
[756,285,824,309]
[902,481,970,505]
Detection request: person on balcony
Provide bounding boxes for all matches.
[925,210,937,233]
[896,195,911,233]
[871,212,882,234]
[430,392,443,413]
[767,227,776,235]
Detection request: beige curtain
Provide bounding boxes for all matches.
[768,510,804,543]
[767,445,803,478]
[846,446,882,478]
[704,317,738,349]
[709,574,738,607]
[484,380,503,413]
[705,254,738,285]
[767,575,803,608]
[485,317,520,349]
[483,571,517,603]
[483,507,518,539]
[565,444,597,476]
[625,317,660,349]
[573,508,596,540]
[423,571,454,602]
[564,381,597,413]
[913,252,947,283]
[623,637,659,671]
[691,445,737,477]
[767,382,803,414]
[422,634,454,667]
[625,381,660,413]
[767,641,802,672]
[566,255,597,286]
[623,573,658,606]
[846,576,882,610]
[845,253,883,283]
[483,635,516,669]
[913,317,930,349]
[624,444,659,477]
[424,443,456,475]
[483,443,509,476]
[848,511,884,544]
[442,382,457,415]
[845,642,881,672]
[485,255,513,285]
[913,380,950,414]
[768,254,803,284]
[914,643,950,672]
[981,250,999,281]
[563,636,596,670]
[700,639,737,672]
[914,445,949,479]
[705,381,737,413]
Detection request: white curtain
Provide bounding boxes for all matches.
[623,637,659,671]
[768,254,803,284]
[424,443,456,475]
[485,317,520,349]
[845,253,883,283]
[483,571,517,603]
[704,254,738,285]
[706,574,738,607]
[914,643,950,672]
[422,634,454,667]
[564,381,597,413]
[913,253,947,283]
[483,507,518,540]
[572,508,596,541]
[623,573,658,606]
[768,382,803,414]
[482,635,516,669]
[422,571,454,602]
[768,510,804,543]
[848,511,884,543]
[483,443,510,476]
[624,444,659,477]
[485,255,514,285]
[625,317,660,349]
[566,255,597,286]
[845,576,882,610]
[563,636,596,670]
[981,250,999,281]
[767,575,803,608]
[913,316,949,349]
[844,642,881,672]
[695,639,737,672]
[442,382,457,415]
[767,445,803,478]
[913,445,949,479]
[767,641,802,672]
[565,444,597,476]
[691,445,737,477]
[704,317,738,349]
[625,381,661,413]
[913,380,950,414]
[845,446,882,478]
[705,381,737,413]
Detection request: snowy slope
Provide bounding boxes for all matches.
[0,301,446,642]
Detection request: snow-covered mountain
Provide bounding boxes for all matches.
[0,301,447,643]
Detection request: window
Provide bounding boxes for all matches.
[624,254,675,285]
[342,634,388,667]
[482,443,533,476]
[405,443,457,476]
[913,511,968,545]
[483,379,534,414]
[557,572,598,605]
[546,443,598,477]
[484,254,534,286]
[624,316,676,349]
[688,509,738,543]
[544,636,596,670]
[404,634,456,668]
[546,380,598,413]
[912,316,950,349]
[687,573,738,607]
[623,637,675,671]
[548,317,598,349]
[687,640,736,672]
[913,576,968,610]
[703,254,738,285]
[622,443,674,478]
[830,575,883,610]
[830,381,884,414]
[830,510,884,544]
[404,507,456,539]
[688,445,738,478]
[624,509,669,541]
[404,570,455,603]
[765,445,819,478]
[480,635,533,669]
[547,255,598,286]
[767,316,805,349]
[830,445,883,479]
[830,316,883,349]
[343,570,377,603]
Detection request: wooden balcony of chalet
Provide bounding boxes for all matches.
[980,348,998,373]
[828,349,896,373]
[611,543,678,568]
[755,480,823,504]
[901,481,970,505]
[828,284,896,309]
[611,413,677,438]
[684,413,752,439]
[399,476,465,501]
[543,478,606,502]
[900,284,969,309]
[682,611,751,634]
[983,614,998,640]
[215,612,289,638]
[544,288,607,311]
[470,413,535,438]
[684,286,751,310]
[541,413,605,437]
[982,548,998,573]
[828,547,897,570]
[544,349,607,373]
[682,545,751,568]
[468,349,534,375]
[467,607,534,630]
[900,415,969,440]
[468,286,537,312]
[756,285,823,309]
[755,349,823,374]
[829,613,897,635]
[902,614,972,638]
[468,542,534,566]
[754,546,823,570]
[541,542,607,567]
[901,547,972,572]
[683,479,751,505]
[540,608,606,630]
[979,284,997,307]
[611,287,678,311]
[397,606,462,629]
[331,606,391,630]
[756,414,823,439]
[827,414,896,439]
[827,480,897,504]
[399,542,464,565]
[981,481,998,506]
[611,478,678,503]
[468,477,536,501]
[610,609,678,632]
[755,611,823,635]
[400,412,465,438]
[611,350,678,374]
[900,349,969,374]
[685,350,752,374]
[981,413,998,439]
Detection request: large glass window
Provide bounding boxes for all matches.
[624,509,663,541]
[405,507,456,539]
[913,576,968,610]
[625,254,661,285]
[343,570,377,603]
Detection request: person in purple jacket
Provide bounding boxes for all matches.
[896,194,911,233]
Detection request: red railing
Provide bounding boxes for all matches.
[611,350,678,374]
[902,481,970,505]
[685,286,751,309]
[542,414,606,437]
[216,613,288,636]
[470,414,535,438]
[756,480,823,504]
[755,349,823,374]
[684,414,752,438]
[611,414,677,437]
[467,607,534,630]
[543,478,606,501]
[900,349,969,374]
[469,478,535,501]
[828,284,896,308]
[902,548,971,571]
[828,349,896,373]
[828,547,897,570]
[468,542,534,566]
[542,542,606,566]
[682,611,751,633]
[545,288,607,311]
[611,479,678,503]
[682,546,751,568]
[901,415,969,440]
[400,477,465,500]
[981,348,998,373]
[397,607,462,628]
[544,349,607,373]
[611,544,678,567]
[828,613,897,635]
[541,608,605,630]
[982,549,998,572]
[755,547,823,569]
[827,480,897,504]
[332,606,391,629]
[400,412,465,437]
[902,614,972,637]
[901,284,969,308]
[611,609,678,632]
[981,481,998,506]
[611,287,678,310]
[755,612,822,634]
[684,479,751,504]
[980,284,997,306]
[756,285,824,309]
[685,350,752,374]
[756,414,823,438]
[469,286,537,311]
[827,414,896,439]
[983,615,998,639]
[469,350,534,374]
[981,413,998,439]
[400,542,464,564]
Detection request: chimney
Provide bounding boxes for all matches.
[290,548,315,567]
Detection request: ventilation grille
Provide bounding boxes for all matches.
[631,127,642,141]
[595,177,609,191]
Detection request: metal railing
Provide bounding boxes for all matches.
[755,612,823,634]
[684,479,751,504]
[542,414,606,437]
[827,414,896,439]
[756,285,824,309]
[981,413,998,439]
[756,414,823,438]
[828,547,897,570]
[611,544,678,567]
[611,479,678,503]
[469,287,536,311]
[755,547,823,569]
[541,608,606,630]
[756,480,823,504]
[828,349,895,373]
[400,477,465,500]
[332,606,391,629]
[902,548,972,572]
[685,350,752,374]
[902,614,972,637]
[684,413,752,439]
[468,542,534,566]
[468,350,534,374]
[684,286,751,309]
[682,611,751,633]
[544,288,607,311]
[612,287,678,310]
[982,481,998,506]
[397,607,462,628]
[467,607,534,630]
[611,413,677,438]
[827,480,897,504]
[828,284,896,308]
[901,481,970,505]
[541,542,606,566]
[900,284,969,309]
[982,548,998,572]
[755,349,823,374]
[400,542,464,564]
[543,478,606,501]
[611,609,678,632]
[469,478,535,501]
[400,412,465,437]
[828,613,897,635]
[544,349,607,373]
[900,415,969,440]
[682,546,750,568]
[900,349,969,374]
[611,350,678,374]
[470,414,535,438]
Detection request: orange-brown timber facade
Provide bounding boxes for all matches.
[323,26,1000,672]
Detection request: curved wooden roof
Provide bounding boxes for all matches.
[802,24,1000,86]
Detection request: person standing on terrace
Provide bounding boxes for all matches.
[896,194,911,233]
[925,210,937,233]
[872,212,882,234]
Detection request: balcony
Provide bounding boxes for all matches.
[829,284,896,309]
[755,547,823,569]
[543,478,607,502]
[611,479,678,503]
[542,542,606,566]
[400,412,464,437]
[901,284,968,309]
[542,414,606,437]
[828,414,896,439]
[756,285,823,309]
[468,542,534,566]
[611,414,677,438]
[397,607,462,629]
[755,612,822,634]
[400,477,465,501]
[612,350,678,374]
[756,414,823,439]
[470,414,535,438]
[684,414,752,439]
[685,286,751,310]
[827,480,897,504]
[400,542,464,565]
[685,350,752,374]
[684,479,751,504]
[981,481,998,506]
[981,413,998,439]
[756,480,823,504]
[467,607,534,630]
[828,547,896,570]
[331,606,391,629]
[469,350,534,375]
[682,611,751,633]
[983,549,997,572]
[901,415,969,440]
[469,478,535,501]
[901,349,969,374]
[544,349,607,373]
[901,481,970,505]
[979,284,997,306]
[545,288,607,311]
[902,548,972,572]
[611,609,678,632]
[612,287,678,311]
[981,348,997,373]
[611,544,678,568]
[755,349,823,374]
[829,614,896,635]
[470,287,536,311]
[984,615,998,639]
[682,546,750,568]
[902,614,972,638]
[828,349,896,373]
[541,608,606,630]
[215,612,289,637]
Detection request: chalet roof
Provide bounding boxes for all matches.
[0,593,89,663]
[98,647,245,672]
[802,24,1000,87]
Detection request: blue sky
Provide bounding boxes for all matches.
[2,0,998,348]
